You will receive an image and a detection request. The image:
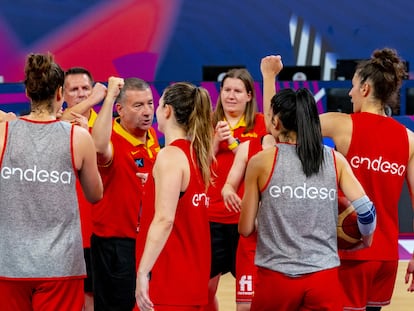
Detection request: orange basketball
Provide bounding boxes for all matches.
[337,196,361,249]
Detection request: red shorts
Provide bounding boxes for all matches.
[235,232,257,303]
[0,278,84,311]
[251,267,343,311]
[339,260,398,309]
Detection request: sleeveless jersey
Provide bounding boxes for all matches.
[257,143,339,275]
[77,108,97,248]
[207,113,267,224]
[149,139,211,306]
[235,136,265,302]
[236,136,265,197]
[135,161,156,269]
[92,118,160,239]
[339,112,409,261]
[0,118,83,279]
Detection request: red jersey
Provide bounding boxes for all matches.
[77,180,93,247]
[77,109,97,248]
[135,161,156,269]
[235,136,265,302]
[339,112,409,261]
[207,113,267,224]
[92,118,160,239]
[149,139,211,306]
[236,136,266,197]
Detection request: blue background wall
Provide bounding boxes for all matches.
[0,0,413,82]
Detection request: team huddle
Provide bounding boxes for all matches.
[0,47,413,311]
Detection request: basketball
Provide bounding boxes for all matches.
[337,195,361,249]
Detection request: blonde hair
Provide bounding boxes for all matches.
[212,68,257,132]
[162,82,214,188]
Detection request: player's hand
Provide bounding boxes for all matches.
[89,82,108,103]
[222,184,242,212]
[340,240,365,252]
[261,55,283,78]
[107,77,124,100]
[0,110,16,122]
[214,121,232,143]
[70,111,89,130]
[136,272,154,311]
[405,258,414,292]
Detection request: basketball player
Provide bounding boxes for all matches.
[261,49,413,310]
[136,82,214,310]
[0,52,103,310]
[239,88,376,310]
[320,48,414,311]
[221,134,275,311]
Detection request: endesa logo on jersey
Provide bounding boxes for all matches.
[192,193,209,207]
[350,155,406,176]
[269,183,336,200]
[1,165,72,184]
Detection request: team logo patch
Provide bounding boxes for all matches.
[135,158,144,167]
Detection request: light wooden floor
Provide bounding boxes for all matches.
[216,260,413,310]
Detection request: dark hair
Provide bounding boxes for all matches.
[24,53,64,107]
[356,47,406,111]
[116,77,150,104]
[162,82,214,187]
[271,88,324,177]
[212,68,257,133]
[65,67,94,85]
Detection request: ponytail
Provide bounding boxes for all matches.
[188,87,214,187]
[271,88,324,177]
[295,89,324,176]
[162,83,214,188]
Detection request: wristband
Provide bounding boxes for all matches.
[353,195,377,235]
[228,138,240,151]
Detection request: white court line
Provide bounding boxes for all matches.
[399,239,414,254]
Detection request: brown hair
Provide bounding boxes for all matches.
[356,48,406,112]
[24,53,64,109]
[212,68,257,133]
[162,82,214,188]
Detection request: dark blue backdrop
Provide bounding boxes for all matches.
[0,0,413,82]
